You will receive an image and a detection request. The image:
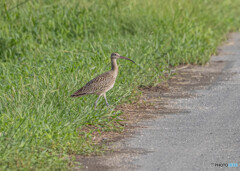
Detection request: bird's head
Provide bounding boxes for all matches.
[111,53,135,64]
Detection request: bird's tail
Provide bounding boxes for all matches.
[70,93,86,97]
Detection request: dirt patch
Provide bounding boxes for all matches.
[75,60,226,170]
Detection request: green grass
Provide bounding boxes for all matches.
[0,0,240,169]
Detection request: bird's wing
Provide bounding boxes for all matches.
[71,72,115,97]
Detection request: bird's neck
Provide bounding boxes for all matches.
[111,58,118,73]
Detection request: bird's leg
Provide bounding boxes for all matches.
[103,93,110,107]
[94,95,102,109]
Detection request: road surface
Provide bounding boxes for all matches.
[80,33,240,171]
[121,33,240,170]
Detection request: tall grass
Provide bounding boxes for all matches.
[0,0,240,169]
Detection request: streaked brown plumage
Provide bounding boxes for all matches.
[71,53,135,108]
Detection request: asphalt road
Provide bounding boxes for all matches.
[118,33,240,171]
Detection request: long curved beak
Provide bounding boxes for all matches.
[119,56,136,64]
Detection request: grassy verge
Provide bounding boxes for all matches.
[1,0,240,169]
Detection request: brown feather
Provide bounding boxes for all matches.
[70,71,116,97]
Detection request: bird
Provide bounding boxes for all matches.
[71,53,135,109]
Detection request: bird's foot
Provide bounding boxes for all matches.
[106,104,116,111]
[116,116,124,121]
[94,103,97,110]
